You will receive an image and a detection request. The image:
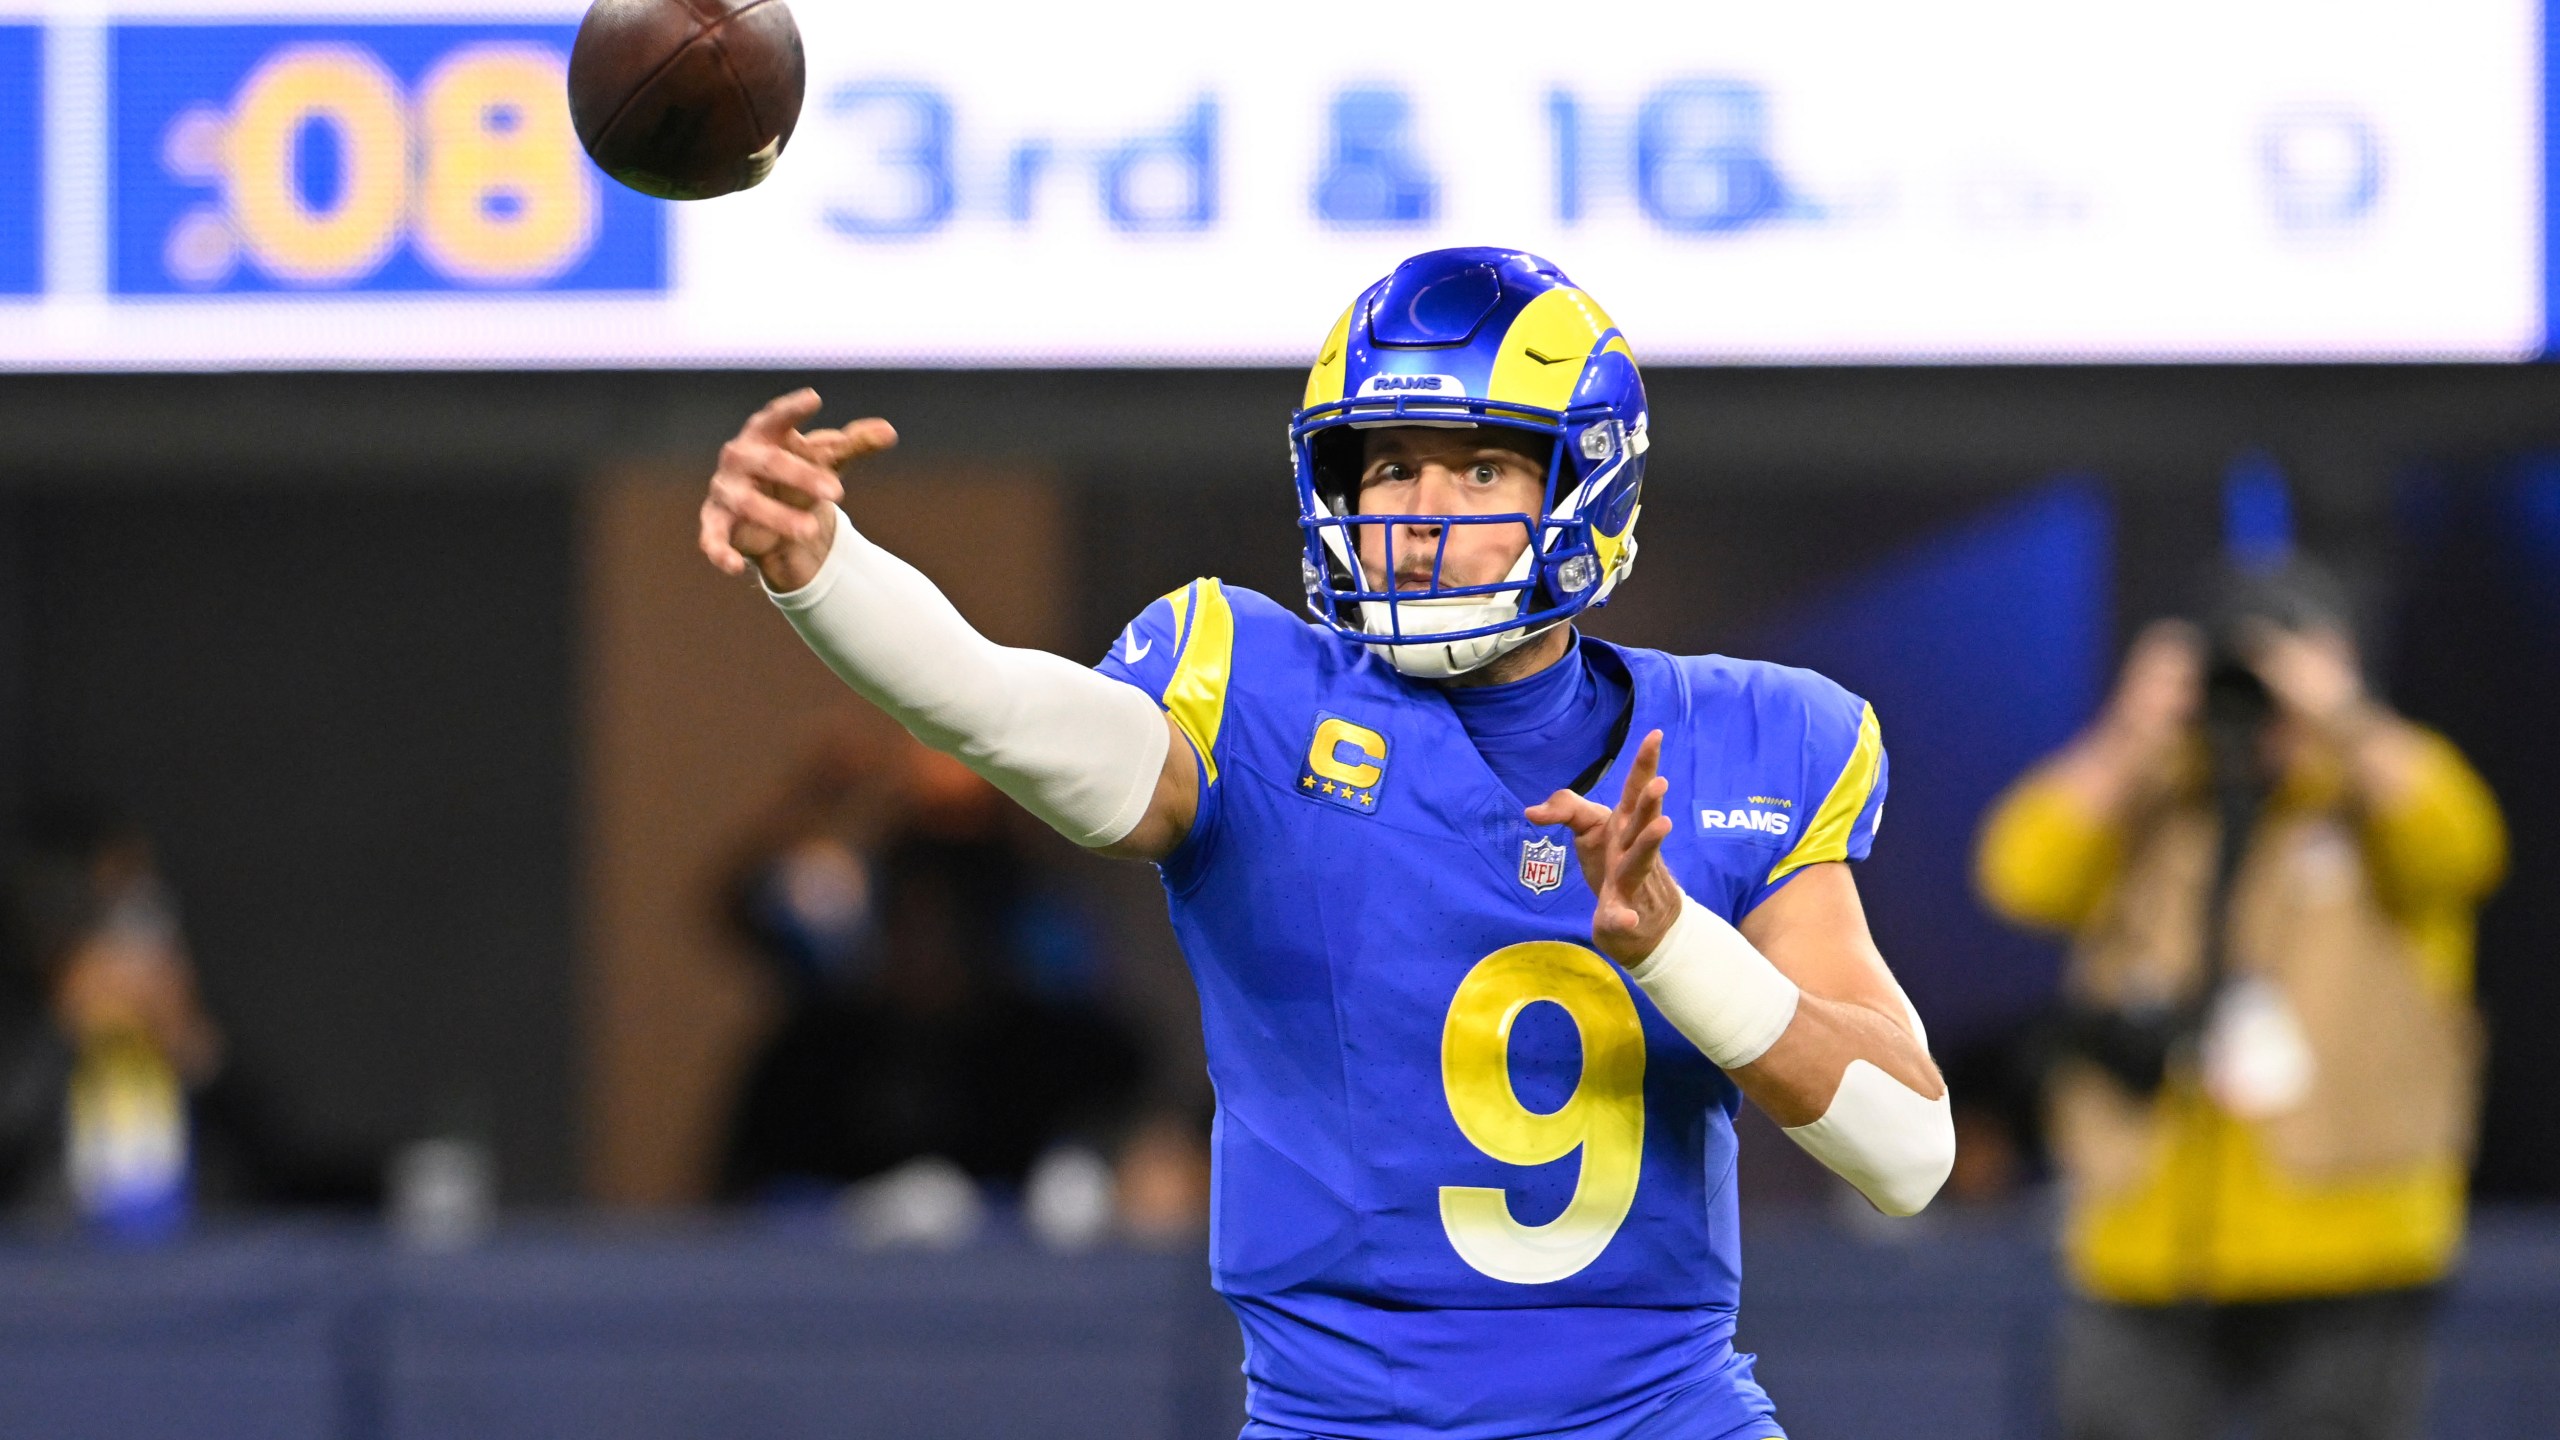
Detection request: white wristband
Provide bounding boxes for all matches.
[1622,892,1802,1070]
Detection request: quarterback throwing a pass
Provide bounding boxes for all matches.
[699,248,1953,1440]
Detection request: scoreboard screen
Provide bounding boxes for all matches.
[0,0,2545,367]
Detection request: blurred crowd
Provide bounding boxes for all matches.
[0,801,379,1238]
[714,731,1208,1248]
[0,739,1213,1252]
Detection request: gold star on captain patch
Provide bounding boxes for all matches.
[1301,775,1316,789]
[1321,781,1337,795]
[1358,792,1374,806]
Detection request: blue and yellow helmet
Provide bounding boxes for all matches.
[1292,247,1648,678]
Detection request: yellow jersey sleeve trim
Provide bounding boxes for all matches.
[1164,583,1193,653]
[1162,578,1236,786]
[1768,702,1883,885]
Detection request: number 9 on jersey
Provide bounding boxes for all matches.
[1440,942,1647,1284]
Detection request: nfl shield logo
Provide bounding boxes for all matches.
[1518,835,1569,895]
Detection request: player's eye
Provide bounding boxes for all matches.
[1469,463,1502,484]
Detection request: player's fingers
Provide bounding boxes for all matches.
[794,428,849,472]
[1529,791,1613,890]
[713,473,830,545]
[731,482,830,545]
[1605,771,1667,858]
[744,388,823,441]
[1614,731,1665,819]
[709,471,774,527]
[1626,773,1669,840]
[796,421,898,476]
[781,425,829,463]
[1602,808,1672,881]
[698,498,749,575]
[1613,812,1674,885]
[808,417,898,467]
[735,442,842,508]
[1526,789,1608,832]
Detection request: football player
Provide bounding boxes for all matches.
[698,248,1953,1440]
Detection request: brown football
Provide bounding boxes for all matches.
[567,0,805,201]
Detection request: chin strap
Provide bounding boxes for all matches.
[1356,540,1546,678]
[1365,615,1560,679]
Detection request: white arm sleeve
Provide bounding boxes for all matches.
[1625,891,1953,1217]
[1781,1062,1954,1218]
[765,506,1171,848]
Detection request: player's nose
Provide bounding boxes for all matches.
[1386,521,1445,589]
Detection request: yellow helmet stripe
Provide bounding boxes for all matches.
[1303,302,1358,409]
[1486,288,1625,413]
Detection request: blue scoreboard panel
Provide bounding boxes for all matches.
[111,23,663,294]
[0,26,38,295]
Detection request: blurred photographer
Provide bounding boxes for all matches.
[1975,565,2504,1440]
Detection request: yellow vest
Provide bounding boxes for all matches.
[1976,730,2504,1304]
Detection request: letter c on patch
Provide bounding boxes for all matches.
[1309,717,1386,788]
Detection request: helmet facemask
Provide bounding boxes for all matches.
[1295,401,1633,679]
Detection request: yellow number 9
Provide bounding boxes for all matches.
[1440,941,1646,1284]
[414,45,598,283]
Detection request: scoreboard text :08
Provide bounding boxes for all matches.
[145,35,617,290]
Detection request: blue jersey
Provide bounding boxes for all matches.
[1097,580,1889,1440]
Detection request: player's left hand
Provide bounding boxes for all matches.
[1527,729,1686,967]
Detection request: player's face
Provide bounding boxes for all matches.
[1353,428,1549,593]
